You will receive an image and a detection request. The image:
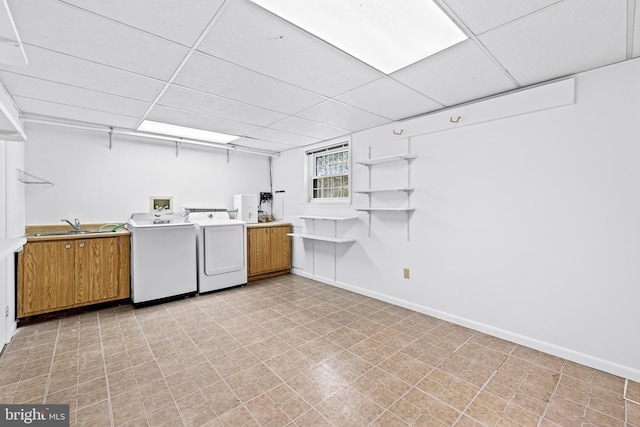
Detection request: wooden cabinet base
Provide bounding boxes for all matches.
[246,223,291,282]
[18,234,130,318]
[248,270,290,282]
[17,299,130,326]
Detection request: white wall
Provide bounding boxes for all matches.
[24,123,271,224]
[273,58,640,381]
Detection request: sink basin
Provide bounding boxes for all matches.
[32,230,109,237]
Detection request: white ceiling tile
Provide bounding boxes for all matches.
[15,96,139,128]
[0,45,164,101]
[245,127,321,147]
[479,0,628,86]
[233,137,297,153]
[59,0,225,46]
[269,116,350,140]
[297,101,392,132]
[335,77,443,121]
[173,52,327,114]
[197,0,383,97]
[158,85,288,127]
[9,0,189,80]
[441,0,563,34]
[146,105,260,136]
[0,72,150,117]
[392,40,517,106]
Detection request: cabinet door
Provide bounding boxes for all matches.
[18,240,75,317]
[270,226,291,271]
[247,227,271,275]
[75,237,119,304]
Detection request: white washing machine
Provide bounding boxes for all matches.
[189,211,247,293]
[127,212,197,304]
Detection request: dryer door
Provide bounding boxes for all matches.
[203,225,245,275]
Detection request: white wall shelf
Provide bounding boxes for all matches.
[356,207,416,212]
[354,187,414,194]
[287,233,356,243]
[291,215,357,281]
[292,215,358,243]
[357,142,415,240]
[16,169,54,185]
[298,215,359,221]
[356,153,417,166]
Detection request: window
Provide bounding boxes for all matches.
[307,142,350,202]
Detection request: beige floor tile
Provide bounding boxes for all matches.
[2,275,636,426]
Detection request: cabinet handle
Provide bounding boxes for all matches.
[65,243,71,249]
[79,242,85,248]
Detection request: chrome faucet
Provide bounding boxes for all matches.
[62,218,81,231]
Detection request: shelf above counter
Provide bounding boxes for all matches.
[0,237,27,260]
[356,207,415,212]
[287,233,356,243]
[297,215,359,221]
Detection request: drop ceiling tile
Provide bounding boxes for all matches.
[145,105,260,136]
[479,0,628,86]
[245,127,321,146]
[0,45,164,101]
[174,52,327,114]
[60,0,225,46]
[197,0,383,97]
[15,96,139,128]
[297,100,391,131]
[233,137,296,153]
[0,72,150,117]
[392,40,517,106]
[441,0,563,34]
[269,116,350,140]
[9,0,189,80]
[158,85,288,127]
[335,77,443,121]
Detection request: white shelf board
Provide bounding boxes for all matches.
[354,187,414,194]
[356,207,416,212]
[298,215,359,221]
[356,154,417,166]
[0,237,26,260]
[287,233,356,243]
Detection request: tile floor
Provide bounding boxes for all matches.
[0,274,638,426]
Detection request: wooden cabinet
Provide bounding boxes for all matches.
[247,223,291,281]
[18,235,130,317]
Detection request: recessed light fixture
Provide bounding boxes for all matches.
[250,0,467,74]
[137,120,239,144]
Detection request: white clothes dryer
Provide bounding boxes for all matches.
[189,211,247,293]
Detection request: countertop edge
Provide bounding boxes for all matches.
[246,222,291,229]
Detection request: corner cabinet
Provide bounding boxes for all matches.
[355,146,417,241]
[247,223,291,281]
[18,234,130,318]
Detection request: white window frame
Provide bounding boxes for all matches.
[305,140,351,204]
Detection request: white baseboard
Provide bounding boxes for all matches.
[293,270,640,383]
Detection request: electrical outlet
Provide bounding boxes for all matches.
[403,268,410,279]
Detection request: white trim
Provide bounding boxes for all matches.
[292,269,640,383]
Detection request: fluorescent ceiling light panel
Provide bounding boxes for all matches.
[250,0,467,74]
[137,120,239,144]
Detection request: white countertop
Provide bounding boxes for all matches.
[0,237,26,260]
